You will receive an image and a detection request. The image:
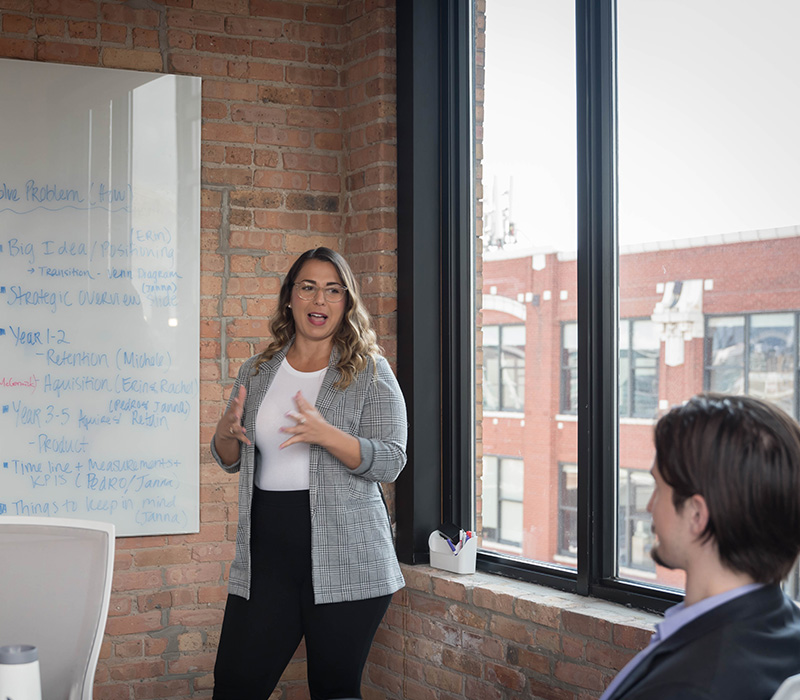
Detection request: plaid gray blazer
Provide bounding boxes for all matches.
[211,341,408,604]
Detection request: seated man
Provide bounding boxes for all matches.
[602,394,800,700]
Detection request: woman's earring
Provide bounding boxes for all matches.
[288,303,292,308]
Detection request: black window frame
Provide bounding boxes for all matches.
[396,0,679,613]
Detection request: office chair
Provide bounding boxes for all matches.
[0,516,115,700]
[773,674,800,700]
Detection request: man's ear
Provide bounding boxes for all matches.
[687,494,710,537]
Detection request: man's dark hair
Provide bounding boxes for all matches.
[655,393,800,584]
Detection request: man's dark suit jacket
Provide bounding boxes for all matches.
[605,585,800,700]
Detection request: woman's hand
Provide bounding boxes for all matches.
[280,391,362,469]
[214,386,250,465]
[280,391,328,448]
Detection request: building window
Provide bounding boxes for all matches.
[705,313,796,419]
[557,464,578,557]
[563,319,660,418]
[560,322,579,414]
[482,456,524,547]
[484,325,525,412]
[618,468,655,572]
[619,319,660,419]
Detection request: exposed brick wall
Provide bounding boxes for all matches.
[1,1,398,698]
[364,566,658,700]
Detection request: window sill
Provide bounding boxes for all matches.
[394,563,662,696]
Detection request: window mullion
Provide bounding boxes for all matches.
[576,0,618,596]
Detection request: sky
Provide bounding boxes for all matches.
[481,0,800,252]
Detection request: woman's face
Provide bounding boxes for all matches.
[289,259,347,347]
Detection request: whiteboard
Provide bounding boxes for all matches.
[0,59,201,536]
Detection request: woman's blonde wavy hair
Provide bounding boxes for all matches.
[254,247,382,388]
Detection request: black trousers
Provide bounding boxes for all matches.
[213,488,392,700]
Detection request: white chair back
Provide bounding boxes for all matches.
[0,516,115,700]
[773,673,800,700]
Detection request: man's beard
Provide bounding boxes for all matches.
[650,540,676,570]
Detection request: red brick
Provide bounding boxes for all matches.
[225,15,282,38]
[193,0,246,14]
[227,59,284,81]
[309,174,341,192]
[307,46,343,65]
[254,170,308,190]
[314,132,343,150]
[167,651,216,675]
[231,103,286,125]
[105,611,163,636]
[100,23,126,43]
[167,8,225,32]
[203,79,259,101]
[170,53,228,77]
[563,609,613,640]
[164,562,222,585]
[133,547,192,568]
[283,21,339,46]
[528,679,574,700]
[463,678,502,700]
[250,0,304,21]
[441,648,482,678]
[488,615,534,645]
[3,13,32,33]
[36,0,97,20]
[0,37,34,58]
[254,211,307,231]
[254,149,280,168]
[101,4,159,26]
[251,39,306,62]
[169,609,225,627]
[613,623,652,650]
[196,34,250,56]
[109,660,164,681]
[38,40,99,64]
[132,27,158,48]
[554,660,606,691]
[287,107,340,129]
[282,152,338,173]
[131,679,191,699]
[586,640,637,671]
[306,5,344,24]
[424,666,462,694]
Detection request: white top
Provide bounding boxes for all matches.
[254,358,327,491]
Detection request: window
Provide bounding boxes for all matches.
[618,469,655,574]
[564,318,661,419]
[482,456,524,547]
[706,313,796,418]
[560,323,578,414]
[557,463,578,557]
[619,319,660,419]
[397,0,800,614]
[484,325,525,412]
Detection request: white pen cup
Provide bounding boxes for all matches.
[0,645,42,700]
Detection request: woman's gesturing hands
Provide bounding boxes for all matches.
[280,391,363,470]
[214,386,250,466]
[280,391,327,449]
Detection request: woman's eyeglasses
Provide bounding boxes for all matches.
[293,283,348,302]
